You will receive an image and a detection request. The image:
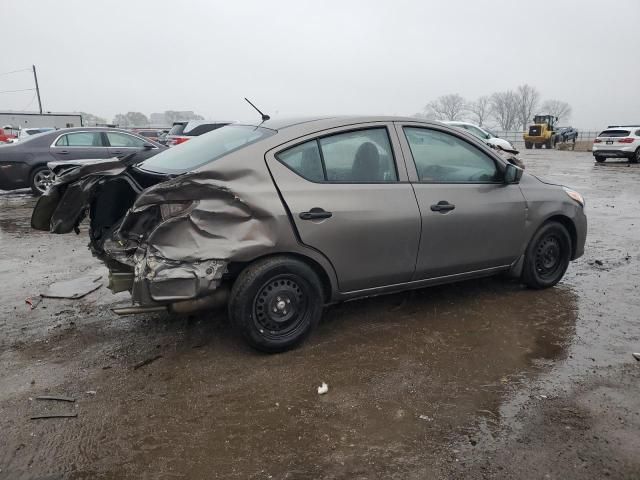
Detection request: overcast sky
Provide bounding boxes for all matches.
[2,0,639,128]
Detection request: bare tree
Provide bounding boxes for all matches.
[423,94,467,121]
[467,96,490,126]
[490,91,519,130]
[542,100,572,123]
[515,84,540,130]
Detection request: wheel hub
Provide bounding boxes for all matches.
[535,236,561,276]
[254,277,305,333]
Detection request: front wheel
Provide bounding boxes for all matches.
[594,156,606,163]
[30,166,55,195]
[228,256,324,353]
[521,222,572,289]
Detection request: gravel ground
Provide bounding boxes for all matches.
[0,150,639,479]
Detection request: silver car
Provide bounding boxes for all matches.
[32,116,587,352]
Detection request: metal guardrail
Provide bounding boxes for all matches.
[493,130,602,146]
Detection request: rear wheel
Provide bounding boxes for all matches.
[631,148,640,163]
[534,143,542,149]
[228,256,324,353]
[524,141,533,149]
[594,156,606,163]
[30,166,55,195]
[546,139,554,149]
[522,222,572,289]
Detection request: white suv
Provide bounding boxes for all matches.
[592,126,640,163]
[444,121,516,151]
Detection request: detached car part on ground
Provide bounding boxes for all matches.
[31,117,587,352]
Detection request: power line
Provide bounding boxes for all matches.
[0,67,32,77]
[0,88,36,94]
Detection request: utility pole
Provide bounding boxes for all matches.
[32,65,42,114]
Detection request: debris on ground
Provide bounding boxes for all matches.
[594,260,603,266]
[132,354,163,370]
[30,413,78,420]
[35,395,75,402]
[419,414,433,422]
[25,296,42,310]
[40,275,102,299]
[85,390,97,395]
[317,382,329,395]
[633,353,640,362]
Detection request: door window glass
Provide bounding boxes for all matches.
[106,132,146,148]
[404,127,499,183]
[277,140,325,182]
[276,128,397,183]
[55,132,104,147]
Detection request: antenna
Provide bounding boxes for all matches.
[244,97,270,122]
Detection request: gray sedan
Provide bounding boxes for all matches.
[32,116,587,352]
[0,127,164,194]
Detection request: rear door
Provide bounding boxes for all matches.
[50,131,110,161]
[396,123,527,279]
[266,124,421,293]
[105,131,155,159]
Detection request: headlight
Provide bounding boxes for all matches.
[563,187,585,207]
[159,201,197,220]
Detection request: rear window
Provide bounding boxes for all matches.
[138,125,275,174]
[168,123,187,136]
[138,131,156,137]
[184,123,229,136]
[598,129,630,137]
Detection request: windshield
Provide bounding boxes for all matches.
[168,123,187,136]
[138,125,276,174]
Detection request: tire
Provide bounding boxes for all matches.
[546,139,554,149]
[30,166,55,195]
[521,222,572,289]
[228,256,324,353]
[630,148,640,164]
[524,141,533,149]
[534,143,542,149]
[594,156,606,163]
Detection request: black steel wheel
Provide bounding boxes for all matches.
[522,221,572,289]
[228,256,324,352]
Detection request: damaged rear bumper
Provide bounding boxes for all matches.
[108,252,228,306]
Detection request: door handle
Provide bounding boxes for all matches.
[59,150,69,154]
[430,201,455,213]
[112,151,123,155]
[299,208,332,220]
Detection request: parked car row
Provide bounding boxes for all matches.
[0,128,165,194]
[31,116,587,352]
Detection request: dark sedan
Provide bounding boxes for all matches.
[0,127,165,194]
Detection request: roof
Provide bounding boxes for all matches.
[238,115,442,131]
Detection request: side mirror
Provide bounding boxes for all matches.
[504,163,523,184]
[142,143,154,150]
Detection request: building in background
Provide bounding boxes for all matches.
[0,111,83,130]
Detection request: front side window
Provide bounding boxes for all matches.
[404,127,499,183]
[55,132,104,147]
[276,128,398,183]
[106,132,146,148]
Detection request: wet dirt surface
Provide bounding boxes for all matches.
[1,150,639,479]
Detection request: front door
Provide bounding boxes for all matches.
[397,124,527,279]
[266,125,421,293]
